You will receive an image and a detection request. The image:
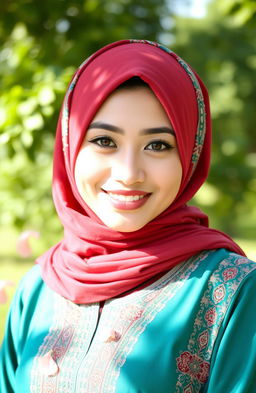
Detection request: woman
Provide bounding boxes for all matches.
[1,39,256,393]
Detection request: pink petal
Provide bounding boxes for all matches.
[0,289,7,304]
[16,230,40,258]
[0,281,14,304]
[38,350,59,377]
[105,329,121,343]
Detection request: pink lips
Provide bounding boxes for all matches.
[102,189,151,210]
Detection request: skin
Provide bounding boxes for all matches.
[74,87,183,232]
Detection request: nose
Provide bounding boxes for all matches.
[111,150,145,185]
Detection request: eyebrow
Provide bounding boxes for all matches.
[88,121,175,136]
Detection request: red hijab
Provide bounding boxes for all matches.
[37,40,244,303]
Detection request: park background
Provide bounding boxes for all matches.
[0,0,256,340]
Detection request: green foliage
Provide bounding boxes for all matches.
[172,0,256,237]
[0,0,169,246]
[0,0,255,244]
[0,22,73,245]
[217,0,256,26]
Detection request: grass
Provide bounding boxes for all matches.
[0,228,256,342]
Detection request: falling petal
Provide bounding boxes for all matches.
[16,230,40,258]
[105,329,121,343]
[0,281,14,304]
[38,350,59,377]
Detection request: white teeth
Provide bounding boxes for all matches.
[108,193,145,202]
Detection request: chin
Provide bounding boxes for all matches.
[102,219,147,233]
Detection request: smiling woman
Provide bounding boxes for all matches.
[1,40,256,393]
[75,85,182,232]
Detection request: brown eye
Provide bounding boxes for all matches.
[89,137,116,148]
[146,140,172,151]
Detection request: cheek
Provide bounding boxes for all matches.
[174,160,183,186]
[75,151,92,190]
[155,157,183,193]
[75,150,107,192]
[174,160,184,196]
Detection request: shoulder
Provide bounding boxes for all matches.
[193,248,256,282]
[198,248,256,302]
[182,248,256,298]
[12,264,47,311]
[209,248,256,285]
[218,250,256,310]
[182,249,256,334]
[193,249,256,340]
[5,264,54,343]
[17,264,43,292]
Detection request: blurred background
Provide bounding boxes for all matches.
[0,0,256,338]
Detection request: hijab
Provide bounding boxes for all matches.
[37,39,244,303]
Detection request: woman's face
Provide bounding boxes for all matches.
[75,87,182,232]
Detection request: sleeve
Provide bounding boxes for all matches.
[0,282,24,393]
[0,266,42,393]
[204,269,256,393]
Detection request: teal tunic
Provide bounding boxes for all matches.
[1,249,256,392]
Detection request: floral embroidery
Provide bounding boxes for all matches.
[184,385,194,393]
[222,267,238,281]
[198,330,209,351]
[205,308,217,326]
[177,351,209,383]
[213,284,226,303]
[119,304,144,321]
[175,253,256,393]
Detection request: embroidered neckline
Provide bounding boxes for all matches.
[30,252,208,393]
[30,251,256,393]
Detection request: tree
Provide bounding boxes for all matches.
[0,0,170,245]
[172,0,256,237]
[1,0,255,243]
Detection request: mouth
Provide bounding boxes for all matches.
[108,192,147,202]
[102,189,151,210]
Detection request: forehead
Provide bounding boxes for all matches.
[91,87,172,128]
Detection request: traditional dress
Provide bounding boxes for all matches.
[1,249,256,392]
[1,40,255,392]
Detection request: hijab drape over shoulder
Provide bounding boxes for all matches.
[37,40,244,303]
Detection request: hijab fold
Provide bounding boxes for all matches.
[37,40,244,303]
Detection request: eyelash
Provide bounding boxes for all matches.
[88,136,173,151]
[146,140,173,151]
[89,136,116,148]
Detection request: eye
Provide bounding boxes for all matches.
[89,136,116,148]
[145,140,172,152]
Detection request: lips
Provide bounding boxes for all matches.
[108,193,146,202]
[102,189,151,210]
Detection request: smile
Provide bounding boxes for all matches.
[108,193,145,202]
[102,189,151,210]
